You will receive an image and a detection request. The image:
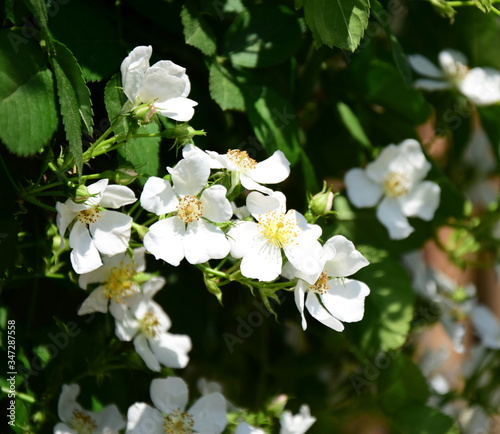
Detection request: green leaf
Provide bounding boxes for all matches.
[337,101,372,150]
[25,0,48,34]
[50,41,94,175]
[346,247,415,355]
[391,404,460,434]
[118,122,161,180]
[209,62,245,111]
[300,148,320,193]
[303,0,370,51]
[473,0,492,13]
[0,30,58,156]
[245,87,301,164]
[104,73,128,135]
[224,4,302,68]
[51,41,93,136]
[364,60,431,124]
[49,0,123,82]
[378,355,429,412]
[372,1,412,86]
[181,2,217,57]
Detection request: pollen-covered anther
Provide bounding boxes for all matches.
[177,196,203,223]
[103,262,137,303]
[139,311,161,339]
[163,409,194,434]
[383,171,410,198]
[71,409,97,434]
[77,207,101,225]
[309,271,330,295]
[227,149,257,171]
[258,210,300,248]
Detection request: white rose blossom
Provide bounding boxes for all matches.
[126,377,227,434]
[182,144,291,194]
[141,155,233,266]
[283,235,370,331]
[227,191,323,282]
[471,305,500,350]
[56,179,136,274]
[280,404,316,434]
[344,139,441,240]
[77,247,146,317]
[121,45,197,121]
[54,384,125,434]
[112,283,192,371]
[408,49,500,106]
[235,423,266,434]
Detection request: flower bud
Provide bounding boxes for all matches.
[309,182,334,216]
[73,184,91,204]
[133,102,156,124]
[114,168,139,186]
[268,394,288,415]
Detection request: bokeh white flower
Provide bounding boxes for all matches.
[56,179,136,274]
[54,384,125,434]
[126,377,227,434]
[471,305,500,350]
[280,404,316,434]
[408,49,500,106]
[344,139,441,240]
[121,45,197,121]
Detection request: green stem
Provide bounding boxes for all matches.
[23,196,57,213]
[0,152,20,193]
[11,273,66,280]
[82,117,122,162]
[196,264,231,279]
[1,387,35,404]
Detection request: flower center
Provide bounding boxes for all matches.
[103,262,137,303]
[309,271,330,295]
[227,149,257,172]
[77,207,101,225]
[163,409,194,434]
[444,62,469,85]
[258,210,300,248]
[177,196,203,223]
[383,172,409,198]
[139,311,161,339]
[71,409,97,434]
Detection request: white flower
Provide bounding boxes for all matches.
[77,248,146,316]
[54,384,125,434]
[120,45,197,121]
[112,284,192,371]
[227,191,323,282]
[408,49,500,106]
[141,155,233,266]
[56,179,136,274]
[283,235,370,331]
[471,305,500,350]
[402,249,476,354]
[280,404,316,434]
[126,377,227,434]
[183,144,291,194]
[235,422,266,434]
[344,139,441,240]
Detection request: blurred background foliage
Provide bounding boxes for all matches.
[1,0,500,432]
